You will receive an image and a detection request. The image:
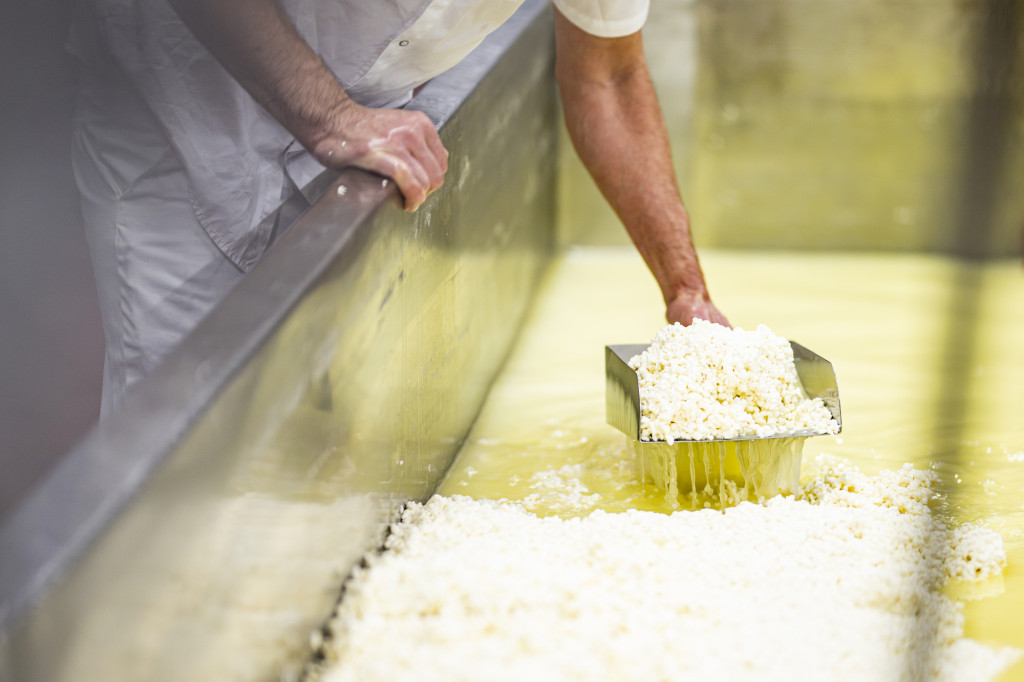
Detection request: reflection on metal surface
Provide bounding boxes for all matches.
[791,341,843,432]
[0,1,557,680]
[605,344,647,442]
[950,0,1022,261]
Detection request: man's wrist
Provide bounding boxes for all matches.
[272,60,358,154]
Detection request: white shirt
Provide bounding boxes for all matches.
[75,0,650,270]
[357,0,649,108]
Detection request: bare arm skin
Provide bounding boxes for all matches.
[166,0,447,211]
[553,9,728,327]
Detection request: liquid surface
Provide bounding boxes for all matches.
[439,247,1024,677]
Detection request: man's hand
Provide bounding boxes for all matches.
[167,0,447,211]
[666,289,730,327]
[553,9,727,326]
[310,104,447,212]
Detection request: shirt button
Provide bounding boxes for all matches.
[399,40,410,47]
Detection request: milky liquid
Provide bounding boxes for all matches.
[628,438,804,509]
[437,247,1024,679]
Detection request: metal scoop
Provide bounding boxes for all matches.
[605,341,842,503]
[605,341,842,443]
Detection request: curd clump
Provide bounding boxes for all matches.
[628,320,839,441]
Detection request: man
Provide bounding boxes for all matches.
[71,0,728,414]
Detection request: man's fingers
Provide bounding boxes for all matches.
[384,115,448,205]
[409,134,447,195]
[422,122,449,176]
[319,108,448,211]
[363,150,430,211]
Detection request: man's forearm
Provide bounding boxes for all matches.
[554,11,726,325]
[166,0,350,151]
[561,64,706,299]
[165,0,448,210]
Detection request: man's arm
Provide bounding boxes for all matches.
[553,9,727,326]
[166,0,447,211]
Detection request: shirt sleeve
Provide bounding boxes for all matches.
[552,0,650,38]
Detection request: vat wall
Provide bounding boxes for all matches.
[559,0,1024,258]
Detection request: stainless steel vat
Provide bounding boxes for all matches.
[0,2,557,679]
